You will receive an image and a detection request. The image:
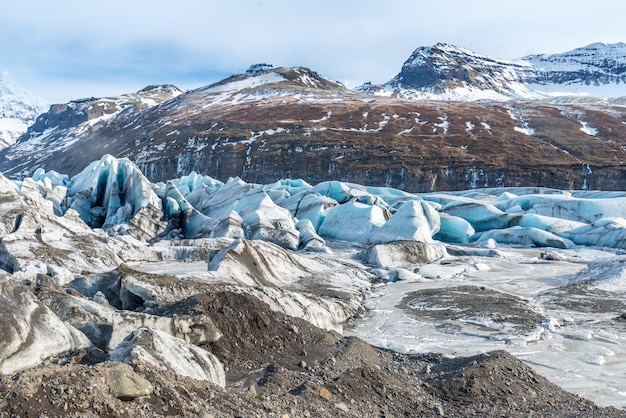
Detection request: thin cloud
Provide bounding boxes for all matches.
[2,0,624,102]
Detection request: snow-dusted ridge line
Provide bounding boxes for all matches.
[191,65,350,104]
[5,43,626,188]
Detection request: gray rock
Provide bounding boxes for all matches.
[286,323,299,334]
[335,402,349,413]
[540,250,568,261]
[108,363,153,400]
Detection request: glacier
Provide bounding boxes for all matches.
[7,154,626,284]
[8,154,626,285]
[4,155,626,408]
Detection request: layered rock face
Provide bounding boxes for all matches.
[523,42,626,88]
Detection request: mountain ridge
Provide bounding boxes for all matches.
[3,43,626,192]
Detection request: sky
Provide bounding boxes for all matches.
[2,0,625,103]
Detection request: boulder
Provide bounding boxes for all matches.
[108,363,153,400]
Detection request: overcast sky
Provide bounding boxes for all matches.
[2,0,625,102]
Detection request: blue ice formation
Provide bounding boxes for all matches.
[16,154,626,252]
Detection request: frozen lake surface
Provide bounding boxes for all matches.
[345,245,626,410]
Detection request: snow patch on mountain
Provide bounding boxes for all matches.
[188,66,351,108]
[580,121,598,136]
[203,72,286,94]
[0,70,49,149]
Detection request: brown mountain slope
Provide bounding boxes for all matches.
[85,97,626,191]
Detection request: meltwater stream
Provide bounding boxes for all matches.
[346,246,626,410]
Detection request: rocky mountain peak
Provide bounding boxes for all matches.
[137,84,183,96]
[381,43,533,100]
[524,42,626,63]
[0,70,48,116]
[246,63,276,73]
[21,83,183,139]
[409,42,475,58]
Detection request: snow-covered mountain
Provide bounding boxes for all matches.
[359,42,626,101]
[187,64,350,104]
[0,70,49,149]
[522,42,626,96]
[1,83,183,177]
[0,65,356,180]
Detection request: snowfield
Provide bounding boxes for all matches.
[2,155,626,410]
